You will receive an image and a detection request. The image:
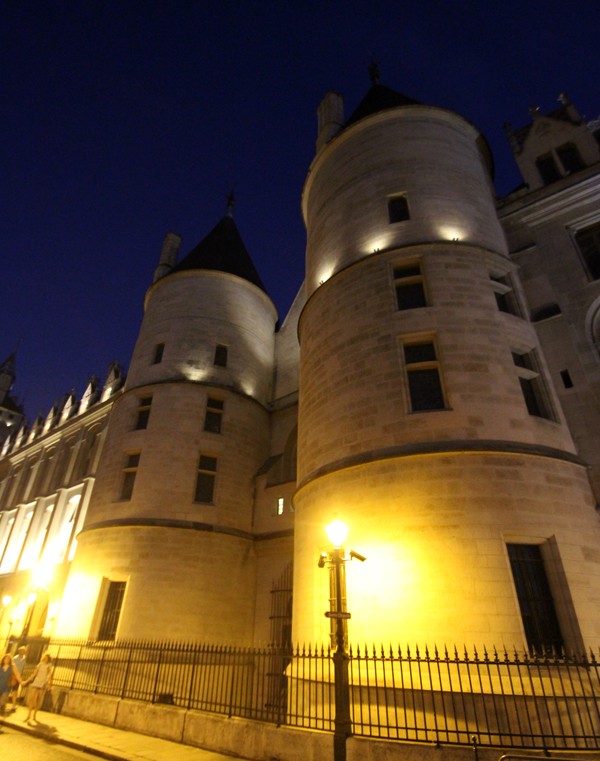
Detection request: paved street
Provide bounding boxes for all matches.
[1,707,244,761]
[0,725,98,760]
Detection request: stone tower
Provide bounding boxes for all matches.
[56,211,278,642]
[293,79,600,652]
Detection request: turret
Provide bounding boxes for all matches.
[56,204,278,643]
[293,76,600,653]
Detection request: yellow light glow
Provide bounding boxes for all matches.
[364,233,392,255]
[2,595,11,606]
[180,364,209,382]
[33,561,53,588]
[326,519,348,547]
[438,225,465,242]
[317,264,336,286]
[27,592,37,605]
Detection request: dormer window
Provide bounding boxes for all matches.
[535,154,561,186]
[556,142,584,174]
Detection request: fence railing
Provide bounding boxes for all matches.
[5,636,600,749]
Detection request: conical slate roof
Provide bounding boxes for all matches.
[171,214,267,293]
[0,351,16,379]
[344,83,421,129]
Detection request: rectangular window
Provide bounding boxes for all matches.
[203,397,224,433]
[556,142,584,174]
[512,351,553,420]
[394,263,427,310]
[388,195,410,224]
[507,543,563,655]
[97,580,126,641]
[152,343,165,364]
[403,340,446,412]
[574,222,600,281]
[214,345,228,367]
[490,274,520,316]
[120,453,140,500]
[134,397,152,430]
[195,455,217,503]
[536,154,562,185]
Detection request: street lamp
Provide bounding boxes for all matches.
[319,520,366,761]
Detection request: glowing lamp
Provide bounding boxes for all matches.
[33,561,53,587]
[2,596,11,606]
[326,520,348,547]
[27,592,37,605]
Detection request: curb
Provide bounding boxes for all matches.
[1,717,131,761]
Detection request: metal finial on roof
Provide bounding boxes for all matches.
[368,55,380,86]
[558,92,570,105]
[528,104,540,118]
[226,190,235,216]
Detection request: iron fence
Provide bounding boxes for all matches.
[5,636,600,749]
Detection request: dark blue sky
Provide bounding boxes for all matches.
[3,1,600,419]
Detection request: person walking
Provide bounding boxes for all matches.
[0,654,23,717]
[9,646,27,712]
[23,653,52,723]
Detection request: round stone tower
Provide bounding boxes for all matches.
[294,80,600,652]
[56,211,277,642]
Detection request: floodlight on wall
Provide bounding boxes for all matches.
[2,596,11,606]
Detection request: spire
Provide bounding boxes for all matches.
[344,73,421,129]
[226,190,235,217]
[368,55,380,86]
[171,212,267,293]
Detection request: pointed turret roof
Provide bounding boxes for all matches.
[171,214,267,293]
[0,350,16,380]
[344,82,421,129]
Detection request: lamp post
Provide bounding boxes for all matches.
[319,520,366,761]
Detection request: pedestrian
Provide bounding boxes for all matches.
[10,646,27,712]
[23,653,52,723]
[0,653,23,717]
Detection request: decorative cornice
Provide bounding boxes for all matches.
[499,172,600,226]
[80,517,293,543]
[296,439,587,494]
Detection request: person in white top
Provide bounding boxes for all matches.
[23,653,52,723]
[10,645,27,711]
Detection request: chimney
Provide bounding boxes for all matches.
[316,91,344,152]
[153,232,182,283]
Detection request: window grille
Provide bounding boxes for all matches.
[507,543,563,655]
[98,580,127,641]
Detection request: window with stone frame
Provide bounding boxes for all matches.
[195,454,217,504]
[97,580,127,641]
[490,273,521,317]
[214,344,228,367]
[120,452,140,500]
[134,396,152,430]
[402,339,447,412]
[388,195,410,224]
[573,222,600,281]
[512,350,554,420]
[203,397,224,434]
[507,543,563,656]
[394,261,427,310]
[152,343,165,364]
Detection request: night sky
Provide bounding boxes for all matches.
[3,1,600,420]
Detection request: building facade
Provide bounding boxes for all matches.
[2,79,600,654]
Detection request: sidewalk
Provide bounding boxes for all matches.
[1,705,243,761]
